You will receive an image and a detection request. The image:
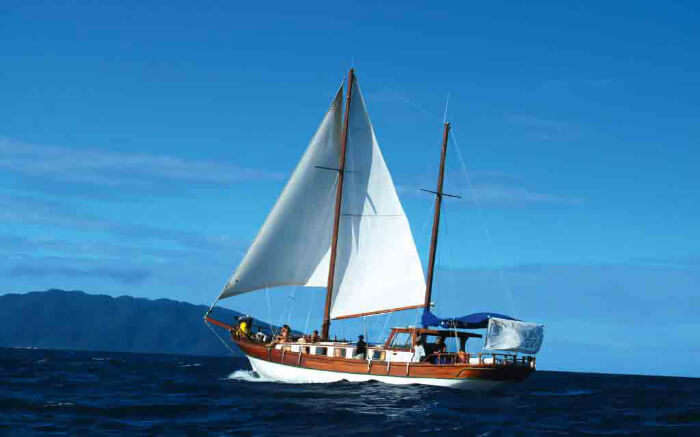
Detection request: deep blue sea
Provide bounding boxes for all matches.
[1,348,699,436]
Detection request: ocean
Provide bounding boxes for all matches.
[1,347,698,436]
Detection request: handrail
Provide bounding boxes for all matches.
[425,351,535,367]
[242,334,536,368]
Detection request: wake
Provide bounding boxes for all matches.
[227,369,274,383]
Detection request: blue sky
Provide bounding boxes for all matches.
[2,1,699,377]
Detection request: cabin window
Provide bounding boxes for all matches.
[371,350,385,360]
[424,335,460,353]
[443,336,460,352]
[315,347,327,356]
[390,332,412,350]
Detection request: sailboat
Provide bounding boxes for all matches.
[205,69,544,390]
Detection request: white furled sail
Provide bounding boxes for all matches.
[218,87,343,299]
[484,317,544,354]
[330,81,426,319]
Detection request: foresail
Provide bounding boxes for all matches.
[330,81,426,319]
[218,87,343,299]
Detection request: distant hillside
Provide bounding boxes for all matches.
[0,289,248,356]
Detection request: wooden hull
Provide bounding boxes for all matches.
[234,338,534,390]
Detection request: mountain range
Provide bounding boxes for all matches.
[0,289,247,356]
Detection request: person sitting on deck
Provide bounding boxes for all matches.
[272,325,290,344]
[435,336,447,353]
[434,337,449,364]
[309,330,320,343]
[281,325,290,341]
[235,319,250,338]
[254,328,267,343]
[425,336,448,364]
[354,335,367,359]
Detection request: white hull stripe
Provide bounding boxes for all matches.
[246,356,508,391]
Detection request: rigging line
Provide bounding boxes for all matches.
[437,200,456,313]
[264,287,277,337]
[381,311,393,342]
[286,287,297,327]
[298,233,314,336]
[205,320,237,356]
[363,316,367,344]
[275,287,287,335]
[360,71,444,124]
[438,200,449,311]
[206,296,220,315]
[304,289,312,335]
[450,128,517,315]
[368,315,376,344]
[441,201,460,314]
[443,93,451,124]
[453,324,458,353]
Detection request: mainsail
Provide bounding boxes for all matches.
[219,76,425,321]
[218,87,343,298]
[329,81,425,319]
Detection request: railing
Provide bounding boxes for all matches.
[237,332,536,369]
[427,352,536,368]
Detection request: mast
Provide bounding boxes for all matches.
[424,122,450,311]
[322,68,355,339]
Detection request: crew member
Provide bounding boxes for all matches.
[413,334,426,362]
[354,335,367,359]
[309,330,320,343]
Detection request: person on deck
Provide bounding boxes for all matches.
[254,328,267,343]
[236,319,249,338]
[434,337,448,364]
[354,335,367,359]
[413,335,426,362]
[435,337,447,353]
[272,325,290,344]
[280,325,290,342]
[309,330,320,343]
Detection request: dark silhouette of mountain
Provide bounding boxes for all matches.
[0,289,249,356]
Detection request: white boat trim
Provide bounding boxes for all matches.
[247,356,508,391]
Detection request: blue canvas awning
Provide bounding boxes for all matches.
[422,310,518,329]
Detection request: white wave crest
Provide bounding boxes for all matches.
[226,369,275,383]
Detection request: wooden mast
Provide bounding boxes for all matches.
[322,68,355,340]
[424,122,450,311]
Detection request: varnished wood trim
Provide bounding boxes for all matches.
[205,316,234,331]
[233,337,534,382]
[332,304,425,320]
